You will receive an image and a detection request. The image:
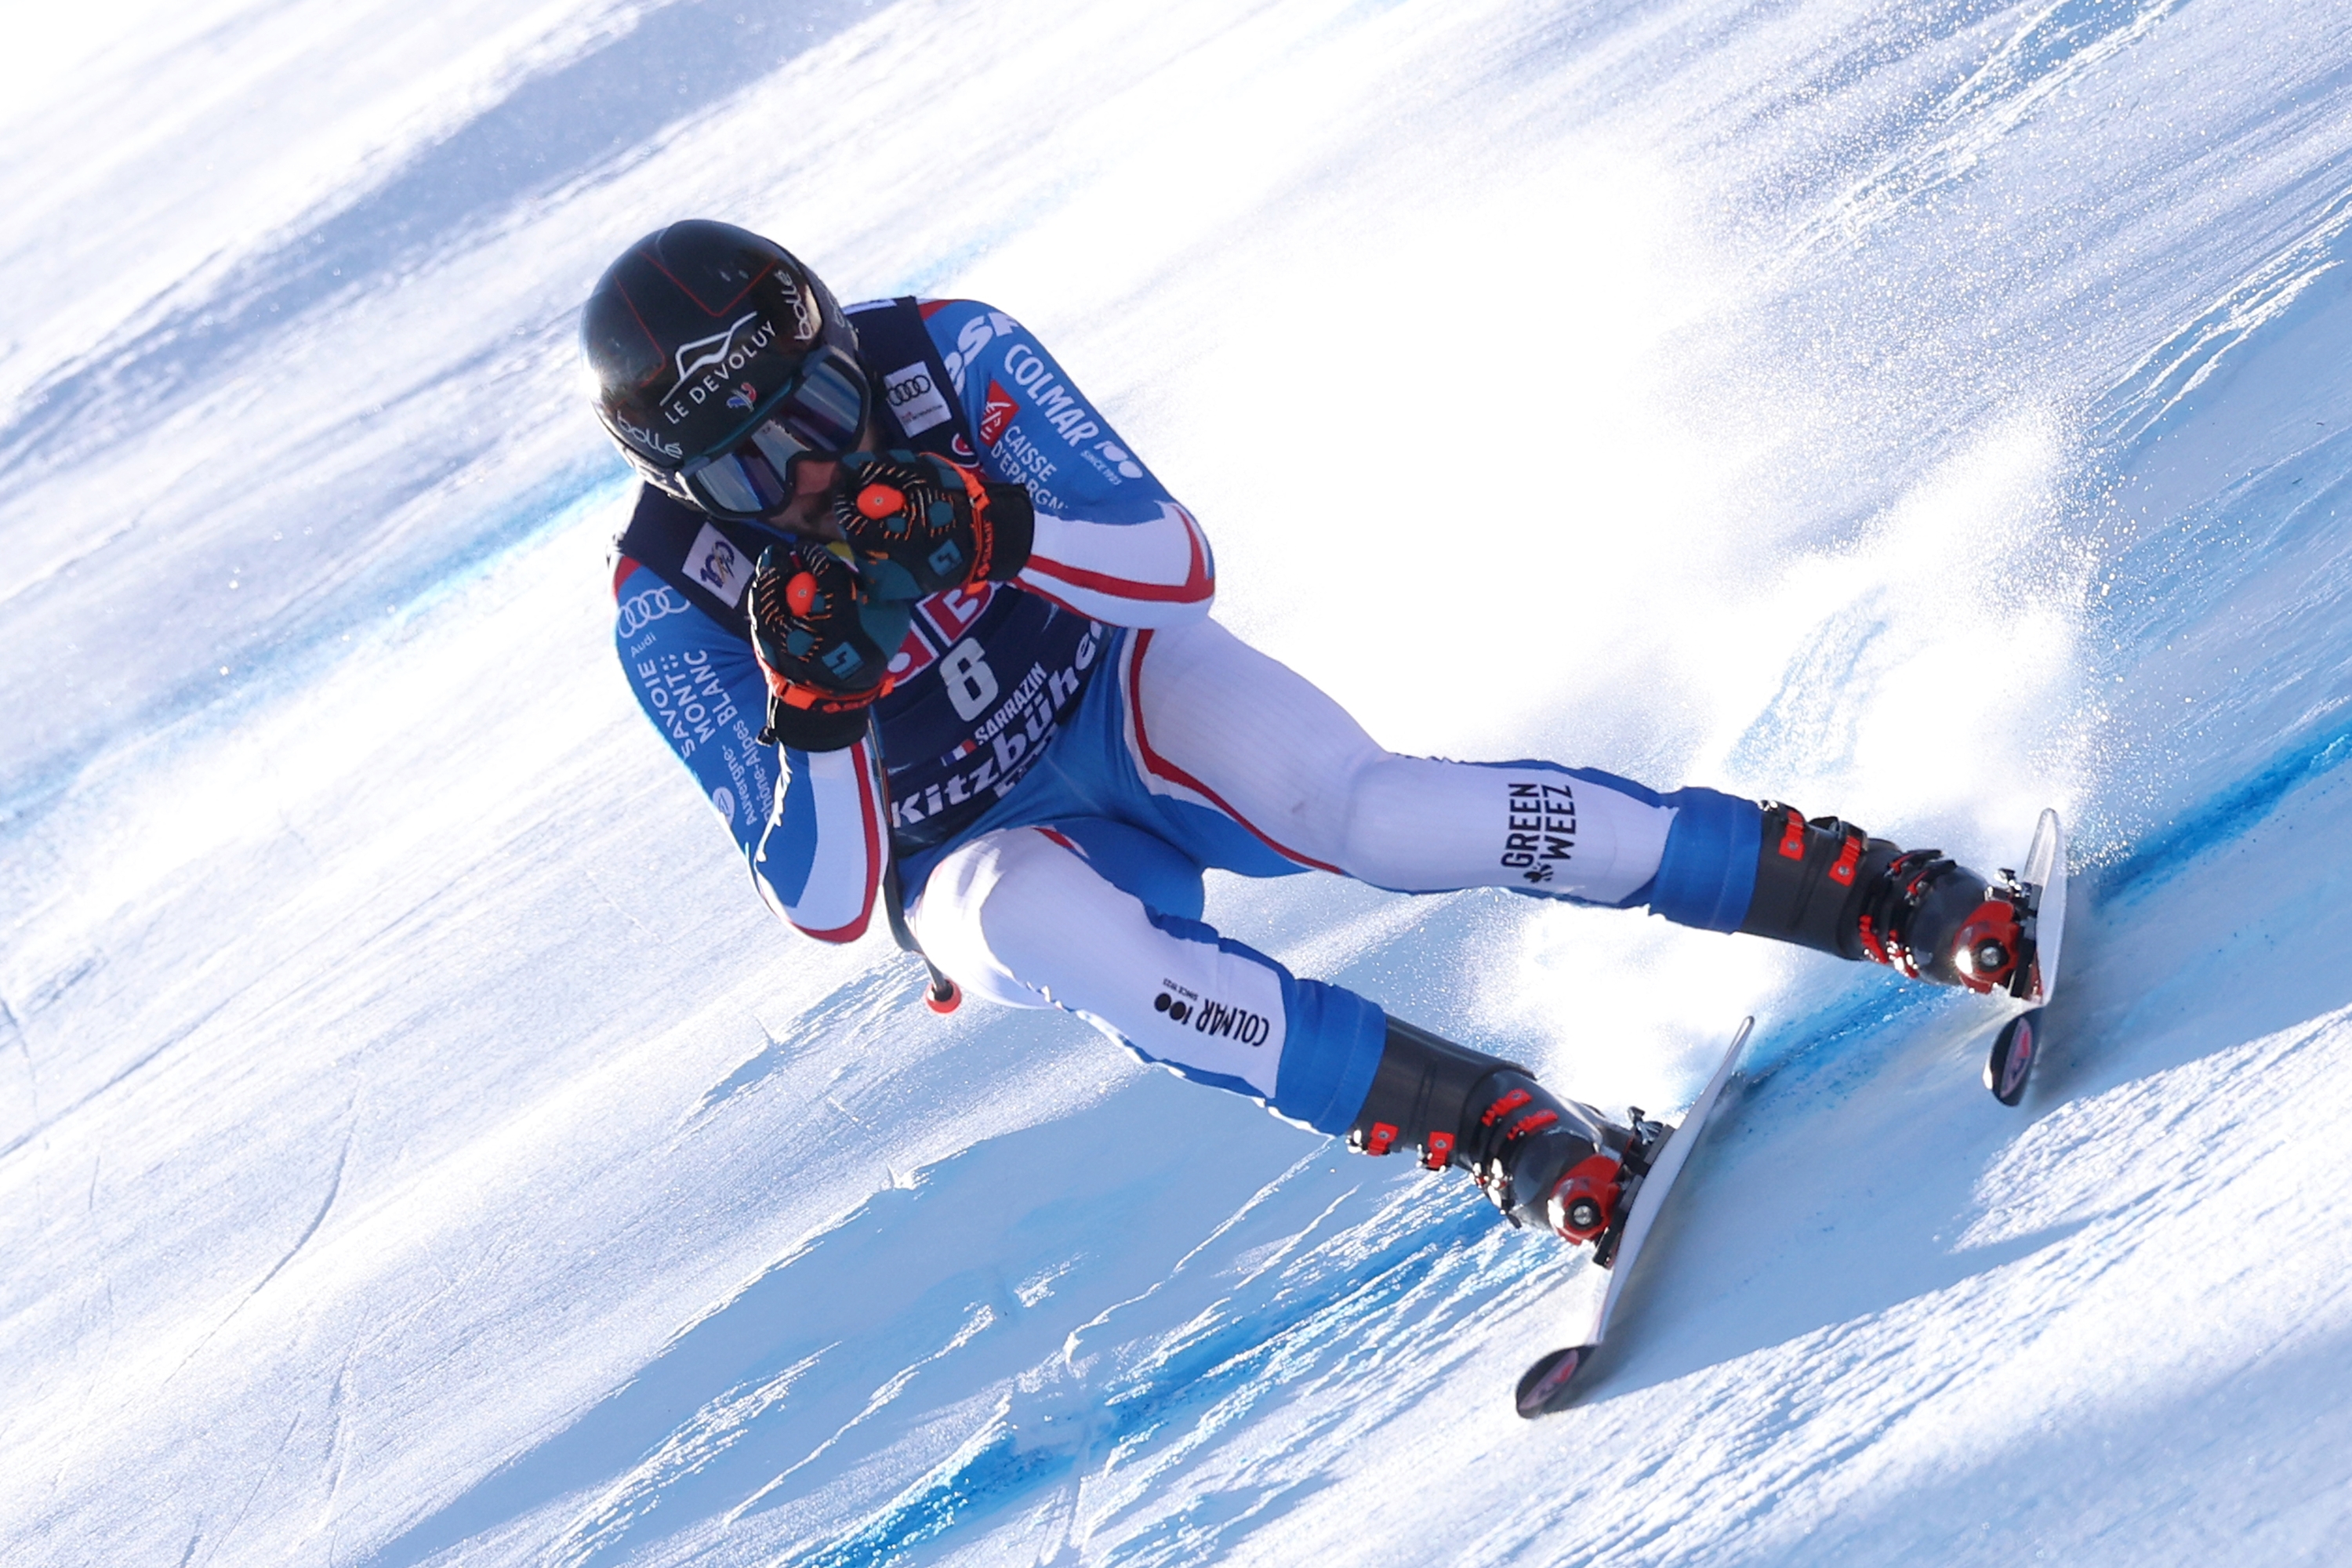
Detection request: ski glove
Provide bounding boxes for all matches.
[746,540,914,753]
[830,451,1036,597]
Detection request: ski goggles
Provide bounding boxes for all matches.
[676,347,870,521]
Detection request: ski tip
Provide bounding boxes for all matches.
[1986,1009,2041,1106]
[1515,1345,1594,1418]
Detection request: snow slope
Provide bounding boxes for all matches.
[5,0,2352,1562]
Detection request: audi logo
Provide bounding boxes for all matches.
[617,586,688,637]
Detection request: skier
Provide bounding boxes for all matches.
[586,220,2027,1253]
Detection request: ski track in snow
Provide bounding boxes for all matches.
[5,0,2352,1563]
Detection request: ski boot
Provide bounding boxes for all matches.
[1740,805,2032,995]
[1345,1018,1664,1255]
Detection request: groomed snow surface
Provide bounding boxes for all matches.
[6,1,2352,1563]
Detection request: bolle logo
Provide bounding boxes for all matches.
[777,274,818,341]
[727,381,758,412]
[617,586,689,638]
[980,380,1020,446]
[615,412,683,460]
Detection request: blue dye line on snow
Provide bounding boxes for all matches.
[1728,708,2352,1112]
[2095,715,2352,905]
[794,1192,1534,1568]
[0,459,629,841]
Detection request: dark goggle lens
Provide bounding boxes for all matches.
[682,354,869,517]
[687,445,789,515]
[779,355,866,448]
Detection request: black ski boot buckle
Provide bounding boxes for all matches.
[1588,1110,1671,1270]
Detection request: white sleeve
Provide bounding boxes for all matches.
[1016,501,1215,628]
[752,736,888,943]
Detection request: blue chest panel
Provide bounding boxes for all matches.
[873,583,1105,852]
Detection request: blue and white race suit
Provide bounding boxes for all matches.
[615,299,1769,1134]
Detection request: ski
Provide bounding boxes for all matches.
[1981,808,2069,1107]
[1515,1016,1752,1418]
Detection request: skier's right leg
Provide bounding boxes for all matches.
[910,818,1641,1244]
[911,818,1385,1133]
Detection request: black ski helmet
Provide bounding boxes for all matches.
[580,220,867,510]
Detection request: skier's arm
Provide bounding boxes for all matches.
[925,302,1215,628]
[750,738,887,943]
[1021,500,1213,629]
[612,555,884,944]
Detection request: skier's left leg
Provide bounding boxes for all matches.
[909,818,1636,1243]
[1116,620,2030,996]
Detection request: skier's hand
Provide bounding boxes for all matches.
[830,451,1035,597]
[746,540,912,752]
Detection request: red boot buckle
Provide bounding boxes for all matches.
[1778,808,1807,860]
[1548,1154,1624,1244]
[1507,1109,1560,1141]
[1951,897,2024,994]
[1480,1088,1534,1127]
[1857,914,1889,967]
[1828,830,1864,887]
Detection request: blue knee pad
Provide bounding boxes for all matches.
[1645,786,1764,932]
